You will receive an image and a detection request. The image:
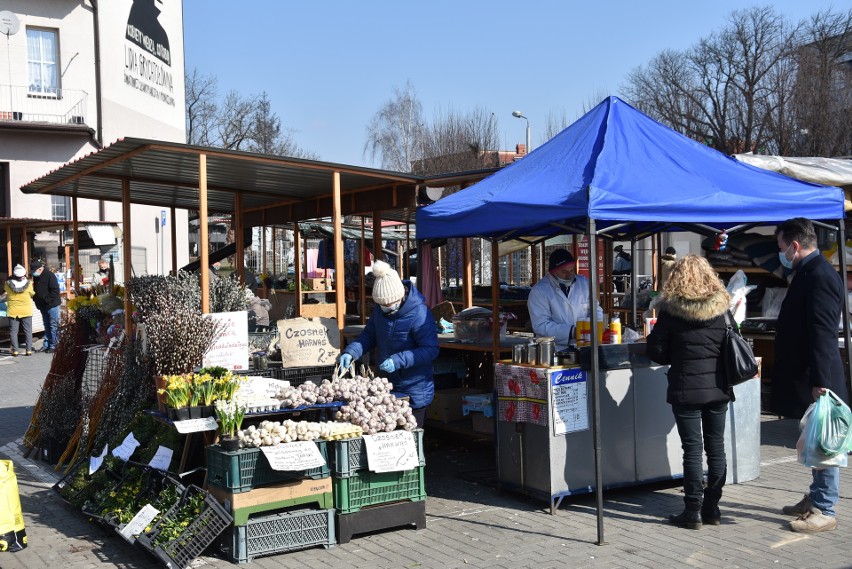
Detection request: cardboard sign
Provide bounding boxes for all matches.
[363,431,419,473]
[260,441,326,471]
[277,317,340,368]
[203,311,249,371]
[173,417,218,434]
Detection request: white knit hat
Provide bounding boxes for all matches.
[12,264,26,278]
[371,260,405,305]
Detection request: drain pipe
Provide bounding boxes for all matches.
[90,0,105,221]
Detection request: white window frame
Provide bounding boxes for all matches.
[27,27,60,98]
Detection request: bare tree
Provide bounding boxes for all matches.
[792,8,852,156]
[624,6,798,154]
[185,68,218,146]
[416,106,501,175]
[248,92,320,159]
[364,80,424,172]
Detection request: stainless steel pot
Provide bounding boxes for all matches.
[512,344,527,364]
[537,339,555,366]
[525,343,538,365]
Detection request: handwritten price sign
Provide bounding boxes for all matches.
[362,431,419,473]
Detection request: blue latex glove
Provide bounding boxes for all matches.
[339,353,353,369]
[379,357,396,374]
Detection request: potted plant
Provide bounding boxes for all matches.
[192,372,216,418]
[157,374,191,421]
[214,399,247,451]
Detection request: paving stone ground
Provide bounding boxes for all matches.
[0,347,849,569]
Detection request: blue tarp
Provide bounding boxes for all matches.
[416,97,845,240]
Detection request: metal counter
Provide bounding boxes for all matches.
[496,363,760,513]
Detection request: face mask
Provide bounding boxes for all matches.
[99,267,108,274]
[380,301,401,314]
[554,276,575,287]
[778,243,794,270]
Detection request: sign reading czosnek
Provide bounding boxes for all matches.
[362,430,420,473]
[277,317,340,368]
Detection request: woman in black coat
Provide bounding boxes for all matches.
[647,255,731,529]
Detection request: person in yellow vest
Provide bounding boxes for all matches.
[1,265,35,356]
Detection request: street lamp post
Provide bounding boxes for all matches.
[512,110,531,155]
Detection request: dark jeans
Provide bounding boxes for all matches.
[40,305,60,349]
[672,402,728,510]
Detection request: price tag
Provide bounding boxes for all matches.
[119,504,160,542]
[148,445,174,471]
[362,431,419,473]
[112,432,140,462]
[173,417,218,434]
[89,445,108,475]
[260,441,326,471]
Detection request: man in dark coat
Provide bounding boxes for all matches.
[31,260,61,353]
[773,217,847,534]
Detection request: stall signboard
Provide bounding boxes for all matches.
[278,317,340,368]
[363,430,420,473]
[203,311,249,371]
[261,441,326,471]
[575,236,607,284]
[551,368,589,436]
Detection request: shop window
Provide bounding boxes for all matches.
[27,28,60,97]
[51,195,70,221]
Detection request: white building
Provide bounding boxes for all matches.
[0,0,188,278]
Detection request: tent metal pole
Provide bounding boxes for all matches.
[838,220,852,388]
[588,217,606,546]
[631,240,638,329]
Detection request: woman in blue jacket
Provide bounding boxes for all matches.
[339,260,439,427]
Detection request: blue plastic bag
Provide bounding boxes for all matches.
[797,389,852,469]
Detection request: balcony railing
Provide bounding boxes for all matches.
[0,84,88,126]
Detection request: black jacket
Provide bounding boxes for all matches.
[772,251,848,419]
[33,269,60,310]
[646,289,731,406]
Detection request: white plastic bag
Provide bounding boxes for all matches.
[726,270,757,324]
[796,396,850,469]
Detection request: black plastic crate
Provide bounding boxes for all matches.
[268,365,337,387]
[136,484,233,569]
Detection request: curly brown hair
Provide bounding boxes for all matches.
[662,254,729,301]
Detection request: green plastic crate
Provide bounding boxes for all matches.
[332,466,426,514]
[220,508,335,563]
[207,440,329,493]
[221,488,334,526]
[136,485,233,569]
[329,429,425,478]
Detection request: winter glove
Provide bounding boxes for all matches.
[379,357,396,374]
[339,353,353,369]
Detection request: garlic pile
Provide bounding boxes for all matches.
[237,420,363,447]
[275,375,417,434]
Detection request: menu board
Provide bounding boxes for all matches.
[551,368,589,436]
[575,236,607,284]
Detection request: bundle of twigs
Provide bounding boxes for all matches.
[23,314,89,455]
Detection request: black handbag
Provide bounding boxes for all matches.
[722,310,758,386]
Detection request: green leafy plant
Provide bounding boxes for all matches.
[214,399,247,437]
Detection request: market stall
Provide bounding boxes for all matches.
[416,96,848,541]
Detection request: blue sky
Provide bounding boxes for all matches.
[182,1,841,168]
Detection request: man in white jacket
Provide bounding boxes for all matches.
[528,249,604,351]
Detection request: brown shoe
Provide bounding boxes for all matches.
[790,508,837,533]
[782,494,812,516]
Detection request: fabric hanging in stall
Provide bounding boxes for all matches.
[418,243,443,308]
[316,239,333,269]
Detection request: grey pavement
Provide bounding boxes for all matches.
[0,348,849,568]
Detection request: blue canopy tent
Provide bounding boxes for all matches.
[416,96,848,544]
